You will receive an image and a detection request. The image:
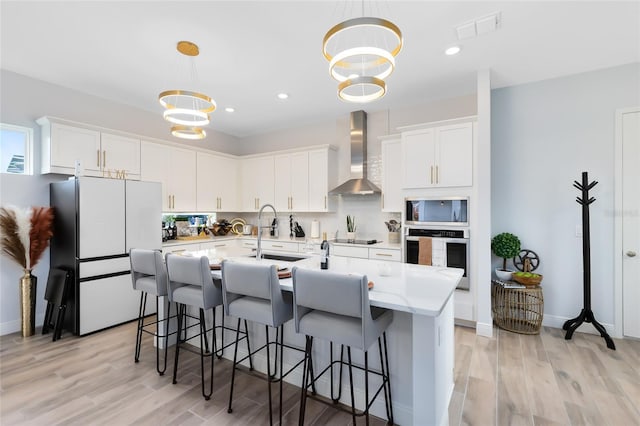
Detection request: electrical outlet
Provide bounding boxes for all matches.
[575,225,582,238]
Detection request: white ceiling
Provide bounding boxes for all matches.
[1,1,638,138]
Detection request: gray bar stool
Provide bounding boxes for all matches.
[165,253,228,400]
[292,267,394,425]
[130,248,172,375]
[221,260,313,426]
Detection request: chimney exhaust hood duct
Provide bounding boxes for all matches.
[329,110,381,195]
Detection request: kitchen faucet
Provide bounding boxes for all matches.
[256,203,277,260]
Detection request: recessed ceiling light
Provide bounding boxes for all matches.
[277,93,289,100]
[445,46,461,56]
[225,107,235,113]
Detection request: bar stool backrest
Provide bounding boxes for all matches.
[292,268,365,319]
[165,254,222,309]
[221,261,290,327]
[130,249,167,297]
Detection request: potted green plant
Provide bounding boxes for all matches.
[491,232,521,281]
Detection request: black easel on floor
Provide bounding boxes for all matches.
[563,172,615,350]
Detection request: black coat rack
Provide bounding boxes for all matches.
[563,172,615,350]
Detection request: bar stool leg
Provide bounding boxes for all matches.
[134,292,147,362]
[200,308,210,354]
[383,332,394,424]
[199,310,214,400]
[245,319,254,371]
[377,337,390,421]
[228,318,242,413]
[364,350,370,426]
[156,297,169,375]
[347,347,357,425]
[265,325,273,426]
[279,324,284,425]
[298,335,313,426]
[330,342,344,403]
[172,303,184,385]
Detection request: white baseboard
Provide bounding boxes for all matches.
[0,313,45,336]
[475,321,493,337]
[542,314,615,337]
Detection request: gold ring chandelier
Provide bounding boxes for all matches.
[158,41,215,140]
[323,16,402,103]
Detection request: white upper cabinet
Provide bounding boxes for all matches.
[141,141,196,212]
[197,152,238,212]
[100,132,141,178]
[401,120,473,188]
[241,155,274,211]
[308,148,337,212]
[38,117,140,179]
[274,152,309,212]
[380,136,403,212]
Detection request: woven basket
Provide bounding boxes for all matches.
[512,274,543,286]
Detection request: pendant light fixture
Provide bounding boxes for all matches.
[322,6,402,103]
[158,41,215,140]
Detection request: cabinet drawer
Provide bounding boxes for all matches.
[79,257,131,279]
[200,240,233,250]
[262,240,299,252]
[162,243,198,255]
[369,248,401,262]
[240,240,257,249]
[332,245,369,259]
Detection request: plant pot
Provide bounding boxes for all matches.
[495,269,513,281]
[346,232,356,242]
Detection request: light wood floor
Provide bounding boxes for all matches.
[1,322,638,425]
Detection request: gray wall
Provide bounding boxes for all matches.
[491,62,640,331]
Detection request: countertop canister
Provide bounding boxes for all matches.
[311,220,320,238]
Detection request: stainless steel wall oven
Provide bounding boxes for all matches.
[403,196,470,290]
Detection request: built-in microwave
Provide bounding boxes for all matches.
[404,197,469,227]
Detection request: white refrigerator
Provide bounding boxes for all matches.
[50,177,161,335]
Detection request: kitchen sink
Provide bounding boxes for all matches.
[252,253,307,262]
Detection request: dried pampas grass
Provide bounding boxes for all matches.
[30,207,54,269]
[0,207,27,269]
[0,206,54,270]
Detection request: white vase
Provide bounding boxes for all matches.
[346,231,356,242]
[495,269,513,281]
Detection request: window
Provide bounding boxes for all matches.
[0,123,33,175]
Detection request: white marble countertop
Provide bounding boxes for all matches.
[179,246,461,317]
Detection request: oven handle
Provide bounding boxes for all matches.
[406,236,469,243]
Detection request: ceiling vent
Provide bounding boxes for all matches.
[456,11,501,40]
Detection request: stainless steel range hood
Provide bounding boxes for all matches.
[329,110,381,195]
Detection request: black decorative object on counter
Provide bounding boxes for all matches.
[563,172,615,350]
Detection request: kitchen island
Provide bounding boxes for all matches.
[176,247,461,426]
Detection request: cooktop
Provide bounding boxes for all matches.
[334,239,378,245]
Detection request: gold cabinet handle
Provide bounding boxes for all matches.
[382,194,385,209]
[430,166,434,184]
[324,196,327,209]
[168,195,172,208]
[172,195,175,209]
[375,253,393,257]
[97,150,100,168]
[272,244,283,248]
[172,249,186,253]
[435,165,439,184]
[103,150,106,169]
